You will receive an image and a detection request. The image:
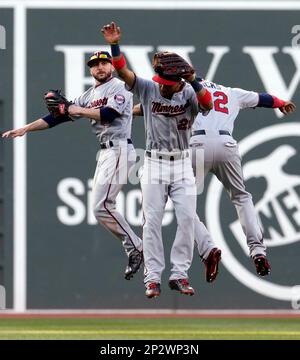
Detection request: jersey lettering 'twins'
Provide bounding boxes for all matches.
[89,97,108,108]
[151,101,188,116]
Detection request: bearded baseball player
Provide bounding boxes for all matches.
[2,51,143,280]
[101,22,213,298]
[189,79,296,277]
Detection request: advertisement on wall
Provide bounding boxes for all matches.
[1,2,299,309]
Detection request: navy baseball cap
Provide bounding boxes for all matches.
[87,51,112,67]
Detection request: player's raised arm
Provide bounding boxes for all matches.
[101,22,136,89]
[1,118,49,138]
[184,73,213,112]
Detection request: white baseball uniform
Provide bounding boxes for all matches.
[190,80,266,259]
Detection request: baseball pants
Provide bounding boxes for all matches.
[92,142,142,256]
[141,153,197,285]
[190,130,266,258]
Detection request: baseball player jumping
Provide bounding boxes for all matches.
[134,82,296,281]
[101,22,213,298]
[190,79,296,277]
[133,102,221,283]
[2,51,143,280]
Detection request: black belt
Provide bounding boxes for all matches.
[100,139,132,149]
[146,151,175,161]
[145,150,189,161]
[192,130,231,136]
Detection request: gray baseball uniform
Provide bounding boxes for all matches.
[130,76,198,285]
[74,77,142,256]
[190,80,266,259]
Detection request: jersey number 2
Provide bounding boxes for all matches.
[177,118,191,130]
[213,91,229,114]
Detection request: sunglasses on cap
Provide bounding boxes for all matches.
[87,51,112,67]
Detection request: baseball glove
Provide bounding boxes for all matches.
[44,89,72,117]
[152,52,195,81]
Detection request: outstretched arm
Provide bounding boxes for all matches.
[101,22,136,89]
[257,93,296,115]
[68,105,101,121]
[1,118,49,138]
[68,105,119,123]
[1,105,119,139]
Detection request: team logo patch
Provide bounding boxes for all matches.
[114,94,125,105]
[205,123,300,302]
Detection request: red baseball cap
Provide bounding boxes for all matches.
[152,74,180,86]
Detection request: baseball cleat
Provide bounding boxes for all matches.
[204,248,222,283]
[124,250,143,280]
[145,283,161,298]
[254,255,271,276]
[169,279,195,296]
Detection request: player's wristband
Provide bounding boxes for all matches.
[257,93,285,108]
[112,54,126,70]
[111,43,121,57]
[190,79,203,93]
[197,88,212,108]
[272,96,285,108]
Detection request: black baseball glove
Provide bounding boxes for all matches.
[152,52,195,81]
[44,89,72,117]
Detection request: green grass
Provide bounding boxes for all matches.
[0,318,300,340]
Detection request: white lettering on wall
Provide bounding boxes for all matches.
[56,178,174,227]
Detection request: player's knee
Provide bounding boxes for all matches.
[231,190,252,204]
[143,212,164,227]
[93,201,106,219]
[177,211,195,227]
